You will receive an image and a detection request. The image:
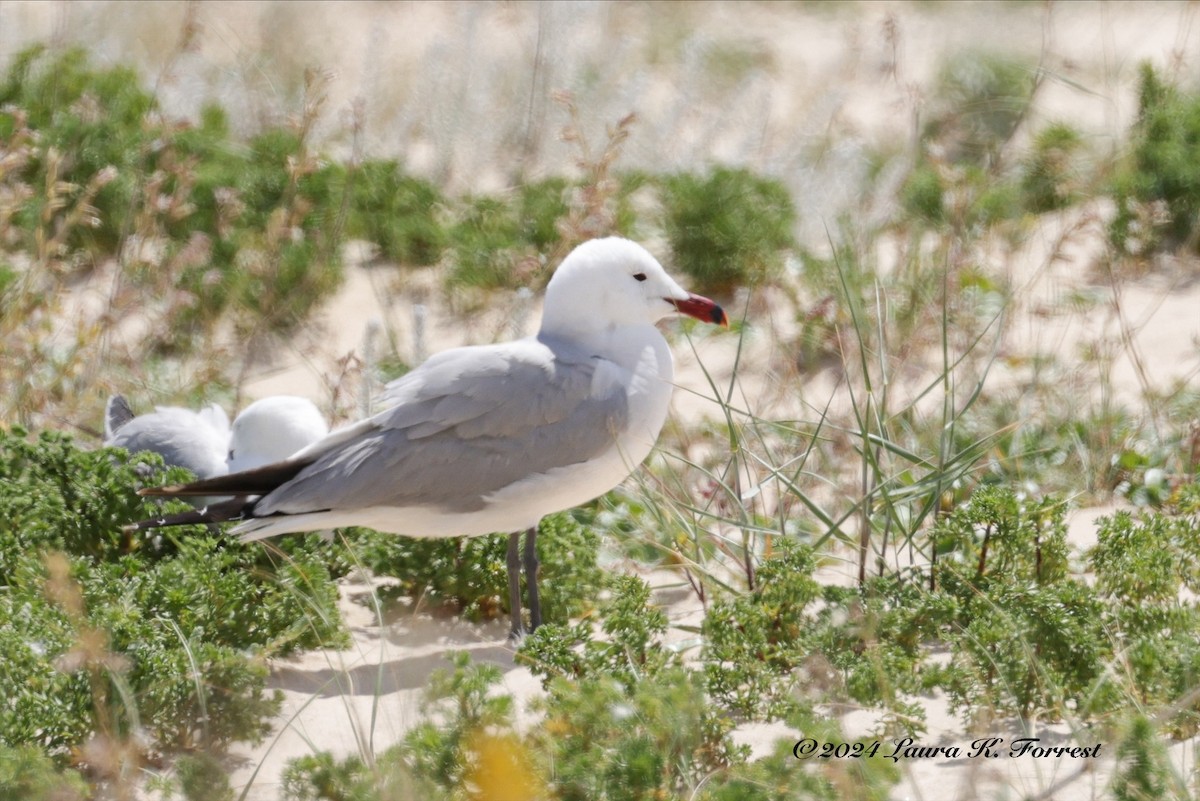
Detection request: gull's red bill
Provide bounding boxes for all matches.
[668,293,729,327]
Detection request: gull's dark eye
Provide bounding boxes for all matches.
[633,272,647,282]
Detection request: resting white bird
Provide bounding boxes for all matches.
[227,396,329,472]
[128,237,728,635]
[105,395,231,481]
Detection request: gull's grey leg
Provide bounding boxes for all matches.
[507,531,523,638]
[524,524,541,632]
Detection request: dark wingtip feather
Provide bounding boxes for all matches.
[138,457,313,498]
[126,496,254,531]
[104,394,136,440]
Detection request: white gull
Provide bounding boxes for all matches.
[130,237,727,632]
[105,395,230,480]
[227,395,329,473]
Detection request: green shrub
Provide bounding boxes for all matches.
[0,47,349,355]
[1111,62,1200,254]
[520,578,744,801]
[345,160,447,265]
[167,117,347,343]
[900,162,945,223]
[534,665,736,801]
[282,747,422,801]
[704,714,899,801]
[661,166,796,297]
[518,176,572,250]
[0,590,94,756]
[925,489,1106,723]
[0,745,88,801]
[445,196,526,291]
[702,542,822,719]
[356,511,603,627]
[1090,509,1200,735]
[520,574,675,691]
[931,487,1070,586]
[1020,122,1085,212]
[0,45,156,256]
[0,427,347,762]
[1109,715,1182,801]
[703,542,930,730]
[939,579,1106,724]
[924,52,1036,168]
[898,52,1038,231]
[898,160,1024,230]
[444,178,573,293]
[174,753,235,801]
[284,568,907,801]
[404,652,517,791]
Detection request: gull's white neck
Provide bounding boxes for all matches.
[541,319,669,371]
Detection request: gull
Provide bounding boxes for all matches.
[227,395,329,472]
[105,395,231,481]
[128,237,728,635]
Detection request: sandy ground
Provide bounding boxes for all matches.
[229,503,1165,801]
[3,1,1200,798]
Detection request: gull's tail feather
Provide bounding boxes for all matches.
[138,458,312,498]
[123,496,255,533]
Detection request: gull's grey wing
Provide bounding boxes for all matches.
[254,338,629,516]
[108,407,229,480]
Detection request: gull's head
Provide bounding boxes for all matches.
[540,237,728,336]
[227,396,329,473]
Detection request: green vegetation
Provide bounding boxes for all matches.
[0,428,346,778]
[897,51,1093,231]
[1020,121,1086,212]
[344,160,447,266]
[279,489,1200,799]
[1112,62,1200,256]
[0,45,156,257]
[897,52,1037,229]
[354,511,604,627]
[661,166,796,297]
[0,745,89,801]
[0,47,346,351]
[279,580,901,801]
[926,52,1036,169]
